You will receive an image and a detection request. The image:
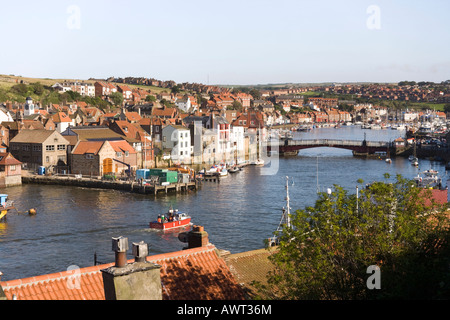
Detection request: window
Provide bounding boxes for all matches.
[46,145,55,151]
[33,145,42,152]
[46,156,50,163]
[86,154,94,159]
[10,165,16,171]
[22,145,30,151]
[57,145,66,151]
[125,151,129,157]
[116,152,122,157]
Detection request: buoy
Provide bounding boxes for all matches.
[28,208,36,215]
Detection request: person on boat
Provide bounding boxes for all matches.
[157,215,162,223]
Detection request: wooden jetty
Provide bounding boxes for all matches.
[22,175,198,195]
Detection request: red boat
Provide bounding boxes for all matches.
[149,208,192,230]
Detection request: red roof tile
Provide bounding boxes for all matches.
[0,245,245,300]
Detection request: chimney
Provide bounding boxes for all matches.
[112,236,128,268]
[179,225,210,249]
[101,237,162,300]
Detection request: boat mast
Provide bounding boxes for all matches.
[268,176,292,246]
[284,176,291,229]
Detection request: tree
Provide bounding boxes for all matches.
[10,83,28,96]
[145,95,156,102]
[171,85,181,94]
[229,100,243,111]
[249,88,261,100]
[256,174,450,300]
[443,103,450,114]
[30,82,44,95]
[66,90,81,102]
[109,91,124,107]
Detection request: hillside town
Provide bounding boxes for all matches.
[0,77,449,184]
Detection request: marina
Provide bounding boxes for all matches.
[0,126,448,281]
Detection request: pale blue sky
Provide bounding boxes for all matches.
[1,0,449,85]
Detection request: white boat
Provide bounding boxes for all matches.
[228,166,240,173]
[414,169,442,189]
[219,168,228,176]
[408,155,415,161]
[252,159,265,166]
[371,124,381,130]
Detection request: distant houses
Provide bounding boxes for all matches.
[0,76,447,182]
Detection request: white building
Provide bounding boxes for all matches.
[162,125,191,164]
[175,97,191,113]
[212,115,232,162]
[231,125,245,164]
[402,111,419,122]
[53,82,95,97]
[0,107,14,124]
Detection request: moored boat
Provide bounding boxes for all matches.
[414,169,442,189]
[0,194,14,220]
[251,159,265,166]
[149,208,192,230]
[228,166,239,173]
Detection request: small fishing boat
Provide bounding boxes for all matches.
[149,208,191,230]
[0,194,15,220]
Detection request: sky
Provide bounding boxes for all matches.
[0,0,449,85]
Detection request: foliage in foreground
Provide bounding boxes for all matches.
[256,174,450,300]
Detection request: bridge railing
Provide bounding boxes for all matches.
[267,139,390,147]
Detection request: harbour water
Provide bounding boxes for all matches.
[0,126,447,281]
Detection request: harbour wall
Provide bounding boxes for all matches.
[21,175,198,195]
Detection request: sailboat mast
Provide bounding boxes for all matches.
[285,176,291,228]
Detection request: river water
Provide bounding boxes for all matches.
[0,126,447,281]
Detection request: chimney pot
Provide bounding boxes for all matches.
[112,236,129,268]
[132,241,148,263]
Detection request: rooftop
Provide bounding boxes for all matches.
[0,244,245,300]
